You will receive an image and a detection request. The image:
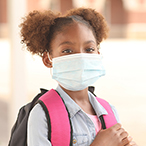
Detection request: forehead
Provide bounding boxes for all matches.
[51,22,97,46]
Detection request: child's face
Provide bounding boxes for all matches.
[42,22,99,68]
[50,22,99,59]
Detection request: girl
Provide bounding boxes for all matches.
[20,7,137,146]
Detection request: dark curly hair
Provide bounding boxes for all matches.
[20,8,109,57]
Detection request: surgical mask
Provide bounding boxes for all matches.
[52,53,105,91]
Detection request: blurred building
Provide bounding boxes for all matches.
[0,0,146,39]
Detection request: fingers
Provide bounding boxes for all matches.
[110,124,135,146]
[119,128,128,140]
[122,136,132,145]
[110,123,122,131]
[101,123,138,146]
[125,142,137,146]
[129,141,138,146]
[123,136,138,146]
[111,123,128,139]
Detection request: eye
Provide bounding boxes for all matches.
[62,49,73,54]
[85,47,95,53]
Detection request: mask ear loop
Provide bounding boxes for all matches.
[47,52,52,62]
[47,52,53,77]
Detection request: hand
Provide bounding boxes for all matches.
[90,123,132,146]
[125,140,138,146]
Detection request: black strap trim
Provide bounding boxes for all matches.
[99,115,106,129]
[38,100,51,141]
[88,86,96,96]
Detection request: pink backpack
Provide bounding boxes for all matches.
[39,89,117,146]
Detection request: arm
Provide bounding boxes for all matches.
[27,103,52,146]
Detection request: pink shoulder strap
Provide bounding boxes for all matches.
[96,97,117,129]
[39,89,71,146]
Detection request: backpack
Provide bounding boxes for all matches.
[8,87,117,146]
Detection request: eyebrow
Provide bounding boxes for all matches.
[59,40,96,47]
[59,41,75,47]
[84,40,96,45]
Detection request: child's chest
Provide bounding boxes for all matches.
[71,110,100,146]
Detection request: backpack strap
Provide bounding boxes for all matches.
[38,88,117,146]
[96,97,117,129]
[39,89,72,146]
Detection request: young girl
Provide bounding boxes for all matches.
[20,7,137,146]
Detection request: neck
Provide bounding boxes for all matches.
[60,85,96,115]
[60,85,89,102]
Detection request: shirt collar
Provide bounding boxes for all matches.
[88,91,107,117]
[55,85,107,119]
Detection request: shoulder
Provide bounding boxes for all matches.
[27,103,52,145]
[109,104,121,123]
[28,103,47,127]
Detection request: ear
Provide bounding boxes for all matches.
[97,45,100,54]
[97,50,100,54]
[42,52,52,68]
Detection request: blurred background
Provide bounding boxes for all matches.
[0,0,146,145]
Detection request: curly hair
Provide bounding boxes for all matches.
[20,8,109,57]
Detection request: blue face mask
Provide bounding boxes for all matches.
[52,53,105,91]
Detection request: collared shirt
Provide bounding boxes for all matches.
[27,85,120,146]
